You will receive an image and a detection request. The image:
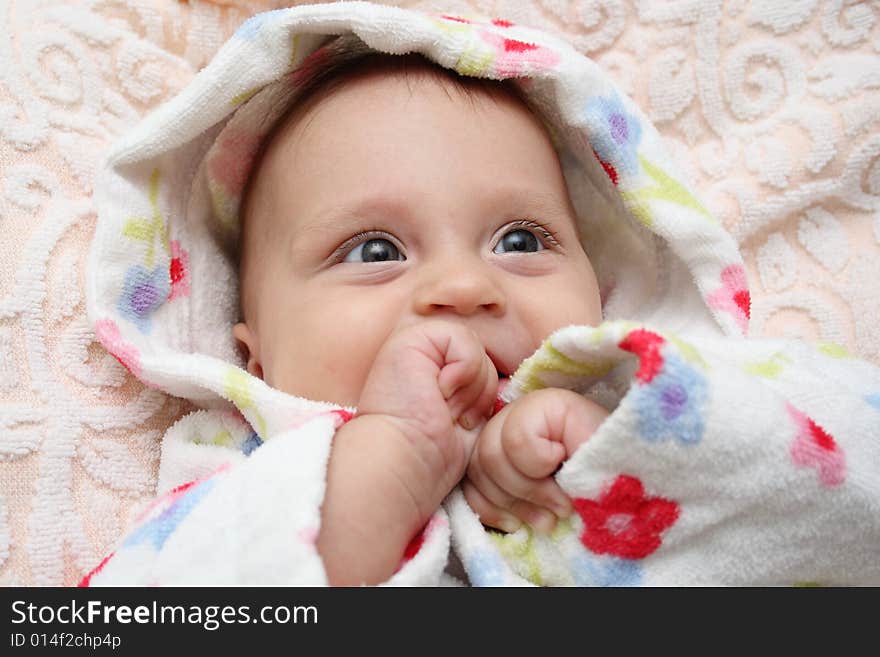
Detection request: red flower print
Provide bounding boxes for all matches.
[440,14,472,24]
[618,329,666,383]
[786,404,845,487]
[707,264,750,336]
[503,38,538,53]
[573,475,680,560]
[330,409,355,427]
[168,240,190,301]
[592,148,621,185]
[402,526,426,563]
[396,514,448,571]
[439,15,513,28]
[477,30,560,77]
[78,551,115,587]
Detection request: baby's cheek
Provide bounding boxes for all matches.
[262,348,359,406]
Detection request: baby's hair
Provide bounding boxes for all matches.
[237,38,543,321]
[244,37,534,201]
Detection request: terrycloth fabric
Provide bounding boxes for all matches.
[452,322,880,585]
[83,2,880,586]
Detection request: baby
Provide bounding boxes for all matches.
[85,4,880,587]
[232,52,609,585]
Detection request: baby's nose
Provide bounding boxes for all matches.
[412,258,505,317]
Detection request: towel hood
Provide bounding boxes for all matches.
[86,2,749,437]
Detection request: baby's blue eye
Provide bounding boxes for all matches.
[493,228,543,254]
[344,238,404,263]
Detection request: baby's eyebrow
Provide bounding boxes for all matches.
[486,187,573,219]
[293,186,573,245]
[287,196,414,261]
[299,196,415,234]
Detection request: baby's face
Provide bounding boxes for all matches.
[235,66,602,407]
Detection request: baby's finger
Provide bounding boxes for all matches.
[466,451,519,512]
[449,352,497,429]
[476,417,571,517]
[470,441,571,530]
[509,499,561,534]
[436,328,485,401]
[503,425,567,479]
[499,393,568,479]
[460,352,499,428]
[484,461,572,520]
[462,480,522,534]
[470,451,565,533]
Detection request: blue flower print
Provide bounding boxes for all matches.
[866,393,880,412]
[241,431,263,456]
[584,93,643,176]
[117,264,170,333]
[631,352,708,445]
[123,478,215,552]
[571,552,642,587]
[466,549,507,587]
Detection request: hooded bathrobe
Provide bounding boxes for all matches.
[84,2,880,586]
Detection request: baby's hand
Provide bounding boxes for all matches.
[463,388,608,534]
[355,320,498,518]
[319,320,497,584]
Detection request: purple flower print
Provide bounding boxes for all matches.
[631,352,708,445]
[584,93,643,178]
[117,264,170,333]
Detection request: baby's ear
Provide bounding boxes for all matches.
[232,322,264,380]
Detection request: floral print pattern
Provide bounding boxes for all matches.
[707,264,751,336]
[618,328,666,383]
[787,404,845,487]
[123,476,217,551]
[117,264,169,333]
[631,352,709,445]
[584,93,643,182]
[168,240,190,301]
[476,30,560,77]
[574,474,680,560]
[618,328,708,444]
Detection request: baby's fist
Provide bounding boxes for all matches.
[464,388,608,533]
[358,320,498,483]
